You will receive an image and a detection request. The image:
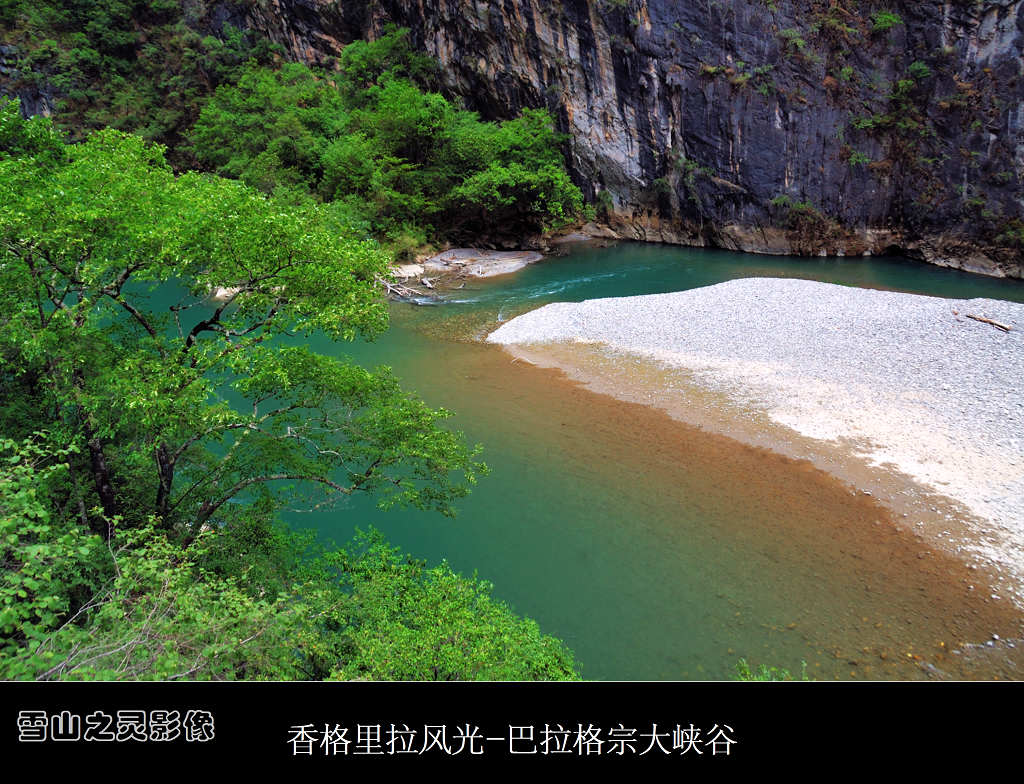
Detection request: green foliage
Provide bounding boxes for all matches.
[188,62,349,185]
[670,151,714,204]
[672,152,714,180]
[778,28,807,55]
[0,435,106,677]
[191,32,582,240]
[908,61,932,81]
[0,96,66,164]
[0,0,21,26]
[851,114,883,131]
[447,108,584,230]
[3,470,578,680]
[651,177,672,196]
[768,194,841,240]
[0,104,483,534]
[892,80,917,102]
[0,103,578,681]
[734,658,809,681]
[995,219,1024,247]
[2,2,282,157]
[871,11,904,34]
[12,520,303,680]
[711,62,774,94]
[809,6,858,40]
[336,25,437,93]
[849,59,938,160]
[328,530,580,681]
[847,149,872,166]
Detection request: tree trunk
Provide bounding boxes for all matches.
[83,423,118,540]
[154,442,174,525]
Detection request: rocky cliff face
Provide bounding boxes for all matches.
[5,1,1019,275]
[239,0,1024,277]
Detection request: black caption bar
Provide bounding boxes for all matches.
[3,682,1022,769]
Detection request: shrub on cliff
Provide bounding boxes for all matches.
[190,29,583,241]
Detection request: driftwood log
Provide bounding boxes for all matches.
[965,313,1013,332]
[376,276,426,299]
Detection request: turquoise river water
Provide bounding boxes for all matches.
[296,242,1024,680]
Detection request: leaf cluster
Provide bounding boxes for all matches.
[733,658,809,681]
[0,103,482,536]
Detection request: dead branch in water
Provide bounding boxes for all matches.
[376,276,427,300]
[965,314,1012,332]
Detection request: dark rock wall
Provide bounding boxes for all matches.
[246,0,1023,277]
[0,43,55,117]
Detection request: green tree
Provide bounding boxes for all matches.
[0,100,483,543]
[187,61,349,184]
[1,437,577,681]
[2,2,282,155]
[0,100,579,681]
[0,435,106,678]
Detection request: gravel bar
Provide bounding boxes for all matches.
[488,278,1024,600]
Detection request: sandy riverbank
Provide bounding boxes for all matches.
[488,278,1024,608]
[394,248,544,281]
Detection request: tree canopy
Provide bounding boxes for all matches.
[1,0,282,157]
[1,436,578,680]
[0,98,579,680]
[1,99,480,537]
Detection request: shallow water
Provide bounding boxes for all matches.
[300,243,1024,680]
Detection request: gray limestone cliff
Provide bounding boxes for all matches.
[237,0,1024,277]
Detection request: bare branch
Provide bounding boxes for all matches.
[195,473,353,527]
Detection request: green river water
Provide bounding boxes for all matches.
[295,242,1024,681]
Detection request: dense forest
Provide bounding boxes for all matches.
[0,3,585,680]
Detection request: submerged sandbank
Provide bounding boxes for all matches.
[488,278,1024,607]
